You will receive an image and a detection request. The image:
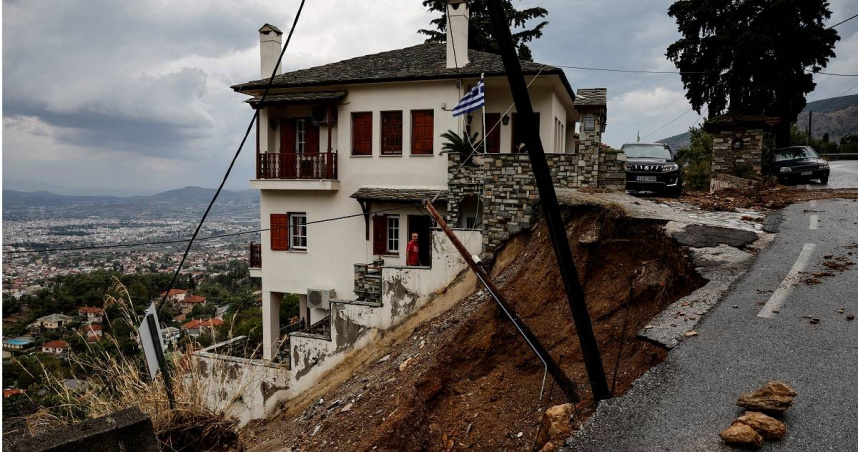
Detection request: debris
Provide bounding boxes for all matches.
[644,324,654,329]
[516,432,523,438]
[732,305,739,309]
[311,425,321,436]
[419,340,426,349]
[732,411,786,440]
[339,403,353,413]
[538,442,557,452]
[737,381,797,416]
[772,309,779,314]
[837,309,845,314]
[685,331,698,337]
[536,404,574,447]
[720,423,763,449]
[810,318,820,325]
[398,357,415,372]
[847,315,855,321]
[377,354,391,363]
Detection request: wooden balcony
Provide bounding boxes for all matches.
[256,152,338,180]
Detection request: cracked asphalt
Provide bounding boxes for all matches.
[564,198,858,451]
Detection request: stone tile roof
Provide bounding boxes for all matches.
[575,88,607,106]
[704,114,780,131]
[246,90,348,107]
[232,43,573,100]
[351,187,448,203]
[259,23,282,34]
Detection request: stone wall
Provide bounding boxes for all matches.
[598,151,627,190]
[711,128,764,178]
[577,113,604,187]
[353,263,381,303]
[448,153,600,256]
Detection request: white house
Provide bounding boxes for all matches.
[41,340,69,356]
[233,0,593,362]
[78,306,104,324]
[196,1,619,426]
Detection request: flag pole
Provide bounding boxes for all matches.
[481,73,487,154]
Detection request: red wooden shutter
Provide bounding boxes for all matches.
[381,111,403,155]
[372,215,387,255]
[281,121,296,153]
[411,110,434,155]
[485,113,501,153]
[352,112,372,155]
[305,121,320,153]
[270,214,289,250]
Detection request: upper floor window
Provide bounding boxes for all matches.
[296,119,307,153]
[352,112,372,156]
[381,111,403,155]
[411,110,434,155]
[290,213,307,250]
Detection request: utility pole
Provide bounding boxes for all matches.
[424,201,579,403]
[485,0,612,403]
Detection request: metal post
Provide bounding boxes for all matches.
[424,201,579,402]
[146,314,175,409]
[485,0,612,403]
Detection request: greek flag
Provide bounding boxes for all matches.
[452,79,485,117]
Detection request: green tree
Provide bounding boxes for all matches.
[675,127,713,190]
[666,0,839,147]
[418,0,548,60]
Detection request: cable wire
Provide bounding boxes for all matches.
[828,12,858,29]
[809,80,858,113]
[5,204,416,255]
[155,0,306,314]
[641,108,695,141]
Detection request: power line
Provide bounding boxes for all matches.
[810,80,858,112]
[641,108,695,140]
[5,204,417,255]
[155,0,306,314]
[828,12,858,29]
[550,63,703,75]
[805,69,858,77]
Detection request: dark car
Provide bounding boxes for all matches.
[621,142,683,197]
[769,146,830,184]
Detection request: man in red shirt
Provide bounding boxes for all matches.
[406,232,420,266]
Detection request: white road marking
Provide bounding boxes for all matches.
[758,243,816,318]
[809,200,817,208]
[809,215,819,230]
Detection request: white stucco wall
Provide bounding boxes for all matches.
[288,228,481,395]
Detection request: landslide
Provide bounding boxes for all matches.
[244,206,705,452]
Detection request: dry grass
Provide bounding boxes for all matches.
[11,279,246,451]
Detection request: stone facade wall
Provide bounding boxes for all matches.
[577,114,603,187]
[711,128,764,178]
[353,263,381,303]
[598,151,627,190]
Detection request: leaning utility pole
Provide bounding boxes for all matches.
[424,201,579,403]
[485,0,612,402]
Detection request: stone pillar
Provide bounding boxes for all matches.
[577,113,604,187]
[711,128,764,179]
[261,291,281,360]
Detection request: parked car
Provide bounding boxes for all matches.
[769,146,830,184]
[621,142,683,197]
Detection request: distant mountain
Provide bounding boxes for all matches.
[3,186,259,220]
[2,179,156,197]
[657,94,858,149]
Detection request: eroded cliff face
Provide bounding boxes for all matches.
[244,206,705,451]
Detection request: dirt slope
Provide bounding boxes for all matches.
[244,207,704,451]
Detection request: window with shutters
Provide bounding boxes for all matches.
[485,113,501,153]
[381,111,403,155]
[387,215,400,253]
[352,112,372,156]
[410,110,434,155]
[270,214,289,251]
[511,112,540,153]
[290,213,307,250]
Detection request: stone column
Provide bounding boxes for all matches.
[261,291,281,360]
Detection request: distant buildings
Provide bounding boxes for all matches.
[41,340,69,356]
[78,306,104,324]
[178,295,207,314]
[181,318,223,338]
[3,336,35,351]
[28,313,73,333]
[161,289,187,303]
[82,324,104,342]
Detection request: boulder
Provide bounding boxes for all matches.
[536,404,573,447]
[398,357,415,372]
[737,381,797,415]
[720,424,763,449]
[732,411,786,440]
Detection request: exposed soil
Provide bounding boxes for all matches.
[243,207,705,451]
[671,180,858,212]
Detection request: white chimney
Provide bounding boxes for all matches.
[446,0,469,69]
[259,24,283,78]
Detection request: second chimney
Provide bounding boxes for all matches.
[259,24,283,78]
[446,0,469,69]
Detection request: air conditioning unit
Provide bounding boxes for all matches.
[311,106,336,125]
[307,288,334,310]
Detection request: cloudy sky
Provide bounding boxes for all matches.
[3,0,857,195]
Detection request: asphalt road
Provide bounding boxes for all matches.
[565,199,858,451]
[790,160,858,190]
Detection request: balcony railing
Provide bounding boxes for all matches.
[249,242,262,268]
[257,152,338,180]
